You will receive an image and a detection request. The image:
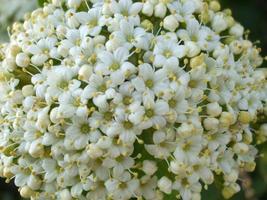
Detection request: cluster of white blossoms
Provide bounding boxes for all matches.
[0,0,266,199]
[0,0,37,42]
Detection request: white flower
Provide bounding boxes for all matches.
[103,156,134,177]
[95,47,136,86]
[138,175,158,200]
[106,113,142,144]
[153,37,186,67]
[177,17,220,51]
[173,177,201,200]
[110,0,143,17]
[26,37,57,66]
[174,135,204,163]
[64,116,94,150]
[105,172,140,200]
[78,8,105,36]
[0,1,266,199]
[111,19,152,50]
[46,66,80,101]
[42,158,59,183]
[139,92,169,129]
[145,129,176,159]
[131,63,167,95]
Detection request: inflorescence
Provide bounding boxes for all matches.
[0,0,266,199]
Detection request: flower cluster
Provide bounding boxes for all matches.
[0,0,37,42]
[0,0,266,200]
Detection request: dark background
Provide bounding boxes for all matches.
[221,0,267,56]
[0,0,266,199]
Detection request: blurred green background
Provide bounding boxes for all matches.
[0,0,266,199]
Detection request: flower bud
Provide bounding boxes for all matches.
[22,85,34,97]
[220,112,235,127]
[212,13,228,33]
[209,1,221,12]
[155,3,167,18]
[238,111,251,124]
[142,160,158,175]
[67,0,82,8]
[222,183,240,199]
[50,107,59,123]
[230,23,244,37]
[206,102,222,117]
[226,16,235,27]
[20,186,35,198]
[203,117,219,130]
[186,41,201,58]
[141,19,154,31]
[78,64,93,81]
[158,176,172,194]
[3,167,13,179]
[142,2,153,16]
[29,140,45,158]
[244,162,256,172]
[177,123,195,137]
[16,53,30,67]
[163,15,179,32]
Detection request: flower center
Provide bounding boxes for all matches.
[75,39,81,46]
[191,35,198,42]
[58,80,69,90]
[182,141,192,151]
[98,84,107,92]
[80,123,90,134]
[109,62,120,71]
[88,19,98,28]
[163,50,172,58]
[188,80,198,88]
[123,121,133,129]
[127,35,134,43]
[119,182,127,189]
[145,79,154,88]
[145,109,154,118]
[168,99,177,108]
[123,96,132,105]
[181,178,189,187]
[103,112,113,121]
